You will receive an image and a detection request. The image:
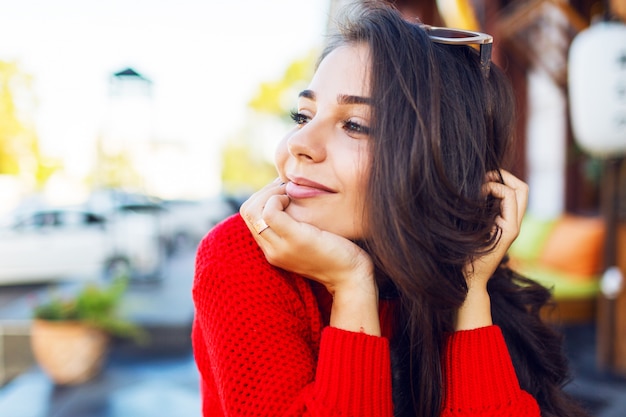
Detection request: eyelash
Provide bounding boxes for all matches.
[290,111,309,126]
[289,111,370,135]
[343,120,370,135]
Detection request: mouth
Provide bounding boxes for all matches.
[285,176,336,199]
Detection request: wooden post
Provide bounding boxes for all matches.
[597,157,625,372]
[614,159,626,373]
[615,222,626,373]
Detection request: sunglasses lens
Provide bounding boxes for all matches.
[422,25,493,45]
[429,28,476,39]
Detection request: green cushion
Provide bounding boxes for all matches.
[509,214,558,262]
[516,264,600,299]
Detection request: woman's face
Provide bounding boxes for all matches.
[275,43,372,240]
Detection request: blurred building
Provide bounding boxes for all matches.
[95,67,196,199]
[95,67,154,191]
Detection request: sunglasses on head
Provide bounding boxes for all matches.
[420,24,494,77]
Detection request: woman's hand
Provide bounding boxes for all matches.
[240,179,381,336]
[456,169,528,331]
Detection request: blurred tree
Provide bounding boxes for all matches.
[0,60,57,186]
[248,49,317,119]
[222,50,317,194]
[221,137,277,195]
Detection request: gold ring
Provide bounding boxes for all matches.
[253,218,270,234]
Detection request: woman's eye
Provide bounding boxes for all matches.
[343,120,370,135]
[290,111,310,126]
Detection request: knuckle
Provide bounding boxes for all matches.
[264,249,278,265]
[264,246,287,266]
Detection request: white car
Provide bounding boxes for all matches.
[158,197,236,253]
[84,189,236,255]
[113,197,236,255]
[0,208,162,285]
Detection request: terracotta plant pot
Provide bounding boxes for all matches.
[30,319,109,385]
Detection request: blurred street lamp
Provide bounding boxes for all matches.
[569,21,626,158]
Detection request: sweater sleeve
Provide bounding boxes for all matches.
[441,325,541,417]
[192,215,393,417]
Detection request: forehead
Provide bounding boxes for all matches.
[307,43,371,99]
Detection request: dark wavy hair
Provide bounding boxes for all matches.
[321,2,591,417]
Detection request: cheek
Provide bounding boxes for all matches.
[274,135,290,177]
[353,151,371,227]
[355,149,371,197]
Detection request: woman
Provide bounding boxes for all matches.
[192,2,590,416]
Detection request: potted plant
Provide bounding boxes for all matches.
[30,276,147,385]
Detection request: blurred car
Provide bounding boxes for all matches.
[0,208,161,285]
[100,194,236,255]
[158,197,236,254]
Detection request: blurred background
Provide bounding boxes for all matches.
[0,0,625,416]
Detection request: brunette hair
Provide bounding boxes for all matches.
[322,2,590,417]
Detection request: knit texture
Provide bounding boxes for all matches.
[192,214,540,416]
[441,326,541,416]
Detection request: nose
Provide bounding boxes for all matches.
[287,120,327,163]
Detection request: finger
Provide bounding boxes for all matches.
[483,182,519,228]
[263,195,321,245]
[491,170,528,219]
[483,179,527,226]
[258,195,293,241]
[252,179,287,205]
[497,169,524,187]
[486,170,528,194]
[485,170,503,184]
[266,192,290,209]
[240,181,287,231]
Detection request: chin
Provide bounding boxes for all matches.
[285,205,362,240]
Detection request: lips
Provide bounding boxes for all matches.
[285,177,336,199]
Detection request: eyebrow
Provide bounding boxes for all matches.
[298,89,371,105]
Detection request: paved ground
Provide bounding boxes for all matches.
[0,350,200,417]
[0,248,200,417]
[561,323,626,417]
[0,248,625,416]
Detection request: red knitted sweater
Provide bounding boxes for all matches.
[192,214,540,416]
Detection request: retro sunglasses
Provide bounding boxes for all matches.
[420,25,494,77]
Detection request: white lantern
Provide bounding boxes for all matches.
[568,21,626,157]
